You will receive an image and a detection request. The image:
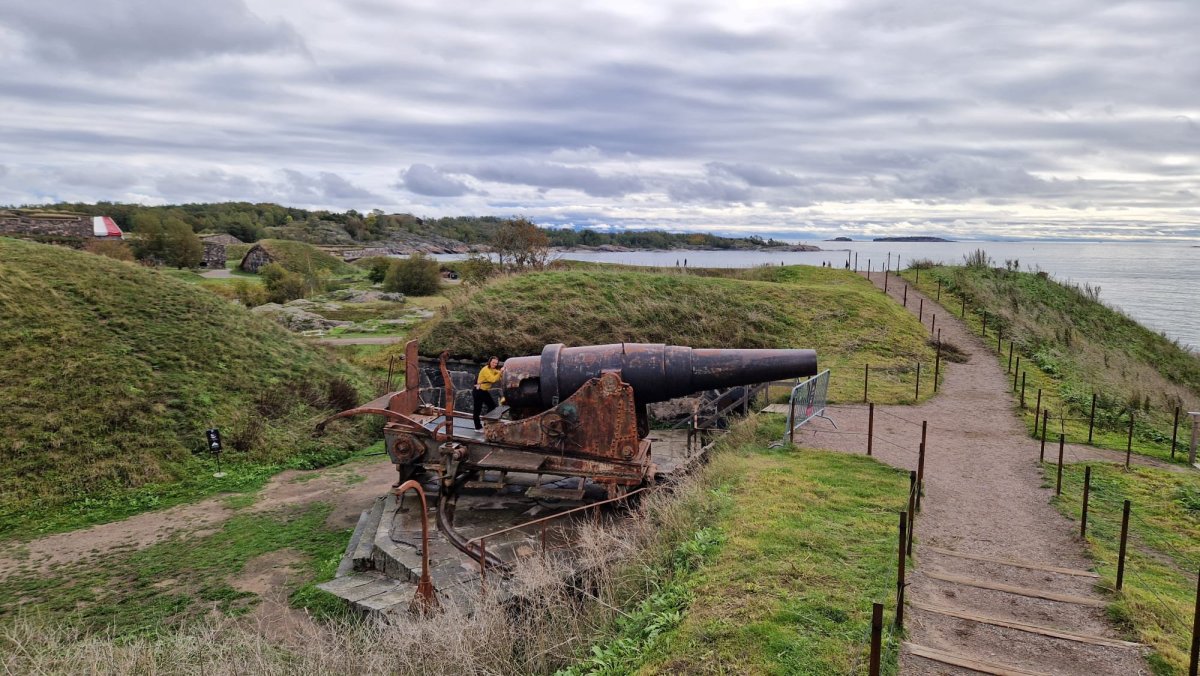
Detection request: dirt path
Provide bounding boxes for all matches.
[0,458,398,579]
[791,272,1151,674]
[200,269,233,279]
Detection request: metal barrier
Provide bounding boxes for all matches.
[786,369,833,443]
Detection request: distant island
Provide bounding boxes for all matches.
[826,237,854,242]
[873,236,953,242]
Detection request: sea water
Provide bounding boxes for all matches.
[441,242,1198,351]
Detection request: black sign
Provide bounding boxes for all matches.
[205,428,222,454]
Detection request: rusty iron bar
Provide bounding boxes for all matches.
[884,264,889,293]
[907,471,916,556]
[1081,466,1091,539]
[789,393,798,445]
[1056,434,1065,495]
[1007,341,1013,372]
[931,313,936,336]
[937,279,942,301]
[914,362,921,400]
[1034,389,1042,436]
[1126,412,1135,469]
[933,341,941,394]
[918,297,924,323]
[1117,499,1131,590]
[982,310,987,337]
[385,354,396,393]
[1191,569,1199,676]
[869,602,883,676]
[1013,355,1021,390]
[854,252,858,272]
[867,402,875,456]
[1040,411,1050,462]
[903,284,908,307]
[1172,407,1181,460]
[1020,372,1027,409]
[897,511,908,629]
[467,486,651,549]
[1088,393,1097,444]
[478,540,487,593]
[914,265,919,285]
[864,363,870,403]
[394,480,439,615]
[867,259,871,281]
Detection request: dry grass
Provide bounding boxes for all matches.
[1,429,743,676]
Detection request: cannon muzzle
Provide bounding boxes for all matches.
[502,343,818,410]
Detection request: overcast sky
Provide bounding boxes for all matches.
[2,0,1198,240]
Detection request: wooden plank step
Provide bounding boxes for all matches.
[760,403,791,415]
[925,546,1099,578]
[924,570,1107,607]
[905,642,1051,676]
[910,601,1141,648]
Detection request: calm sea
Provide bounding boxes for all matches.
[438,241,1200,351]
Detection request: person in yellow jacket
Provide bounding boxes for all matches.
[473,356,502,430]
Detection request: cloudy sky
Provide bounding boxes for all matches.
[2,0,1198,240]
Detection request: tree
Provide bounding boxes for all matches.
[383,254,441,296]
[491,218,549,270]
[163,217,203,268]
[130,212,168,263]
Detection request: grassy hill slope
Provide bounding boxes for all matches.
[905,264,1200,461]
[416,267,936,403]
[247,239,357,276]
[0,238,372,536]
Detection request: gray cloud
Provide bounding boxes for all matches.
[667,178,753,204]
[452,160,645,198]
[2,0,303,71]
[706,162,802,188]
[397,164,475,197]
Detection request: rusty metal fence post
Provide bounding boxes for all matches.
[931,313,936,336]
[1013,355,1021,390]
[1007,341,1013,372]
[1034,389,1042,436]
[1056,434,1065,495]
[907,471,916,556]
[1117,499,1131,590]
[867,402,875,456]
[1020,372,1026,409]
[1088,393,1097,444]
[1190,569,1199,676]
[897,511,908,629]
[937,279,942,301]
[917,421,928,510]
[1126,412,1134,469]
[903,284,908,307]
[1040,411,1049,462]
[1172,406,1180,460]
[869,602,883,676]
[864,364,869,403]
[918,297,924,323]
[915,362,921,400]
[1081,466,1091,539]
[934,341,941,394]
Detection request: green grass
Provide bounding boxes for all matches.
[0,503,351,636]
[416,267,937,404]
[556,416,908,675]
[0,237,376,539]
[1048,463,1199,674]
[903,264,1199,463]
[249,239,358,276]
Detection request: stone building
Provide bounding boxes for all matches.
[200,241,227,269]
[239,243,275,272]
[200,233,244,246]
[0,209,124,246]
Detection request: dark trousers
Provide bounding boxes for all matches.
[473,388,497,429]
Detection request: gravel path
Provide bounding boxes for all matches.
[791,271,1150,674]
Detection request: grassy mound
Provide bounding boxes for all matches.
[416,267,936,403]
[0,238,372,536]
[905,264,1200,461]
[243,239,356,276]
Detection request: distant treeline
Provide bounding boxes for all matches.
[23,201,790,250]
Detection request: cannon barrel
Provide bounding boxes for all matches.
[502,343,818,410]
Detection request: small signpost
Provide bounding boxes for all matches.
[1189,412,1200,468]
[205,428,225,478]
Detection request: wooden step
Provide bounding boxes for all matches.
[905,642,1051,676]
[924,570,1107,607]
[925,546,1099,578]
[351,497,386,570]
[910,600,1141,648]
[337,509,371,577]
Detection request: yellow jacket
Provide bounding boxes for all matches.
[477,365,502,391]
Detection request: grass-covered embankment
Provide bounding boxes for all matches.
[0,238,375,538]
[561,415,909,675]
[903,262,1200,462]
[1048,464,1199,674]
[416,266,937,404]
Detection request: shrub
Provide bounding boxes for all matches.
[360,256,392,284]
[259,263,307,303]
[231,279,269,307]
[384,253,441,296]
[908,258,936,270]
[963,249,992,268]
[84,239,134,262]
[458,253,497,285]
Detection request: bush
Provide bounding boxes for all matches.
[458,254,497,285]
[908,258,935,270]
[84,239,134,262]
[360,256,392,284]
[384,254,441,296]
[232,279,269,307]
[963,248,993,268]
[259,263,307,303]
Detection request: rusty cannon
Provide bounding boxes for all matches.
[318,340,816,569]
